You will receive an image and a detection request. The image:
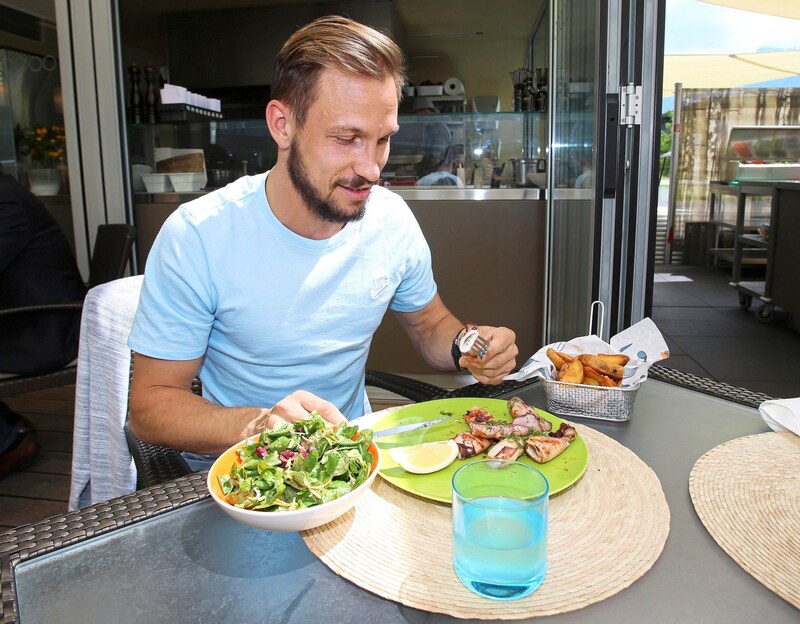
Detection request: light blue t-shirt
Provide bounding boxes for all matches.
[128,171,436,420]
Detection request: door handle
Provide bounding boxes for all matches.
[603,94,620,198]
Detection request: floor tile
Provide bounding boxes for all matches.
[669,335,800,382]
[652,283,709,307]
[718,307,800,339]
[663,336,685,356]
[656,354,711,378]
[651,306,730,321]
[728,379,800,399]
[653,263,800,398]
[654,316,769,338]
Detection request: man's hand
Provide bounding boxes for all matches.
[130,353,348,454]
[241,390,347,439]
[458,325,518,384]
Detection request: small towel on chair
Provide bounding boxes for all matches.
[759,397,800,436]
[69,275,143,510]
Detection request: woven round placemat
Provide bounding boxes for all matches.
[302,424,670,619]
[689,431,800,608]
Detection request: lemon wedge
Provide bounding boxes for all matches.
[388,440,459,474]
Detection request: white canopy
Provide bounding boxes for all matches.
[663,50,800,96]
[698,0,800,20]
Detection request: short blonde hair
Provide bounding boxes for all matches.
[272,15,406,128]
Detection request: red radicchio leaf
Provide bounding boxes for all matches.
[279,449,296,468]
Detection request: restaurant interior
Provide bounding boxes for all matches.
[0,1,798,622]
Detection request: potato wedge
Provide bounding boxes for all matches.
[558,358,584,384]
[584,377,600,386]
[598,353,630,366]
[582,365,605,383]
[577,354,624,381]
[583,365,616,387]
[599,374,616,387]
[546,348,565,370]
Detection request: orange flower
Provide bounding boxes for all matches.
[18,124,66,163]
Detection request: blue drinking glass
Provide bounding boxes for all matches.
[452,459,549,600]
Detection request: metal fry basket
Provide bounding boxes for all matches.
[542,379,639,421]
[542,301,640,422]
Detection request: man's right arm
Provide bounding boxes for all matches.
[129,353,347,455]
[129,353,270,455]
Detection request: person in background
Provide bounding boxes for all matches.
[390,97,440,179]
[410,96,437,114]
[128,15,518,469]
[415,123,465,187]
[0,171,88,477]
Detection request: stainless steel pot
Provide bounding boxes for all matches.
[207,168,233,188]
[511,158,546,187]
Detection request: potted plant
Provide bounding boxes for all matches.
[17,124,67,196]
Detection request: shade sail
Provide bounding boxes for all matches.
[663,50,800,96]
[698,1,800,20]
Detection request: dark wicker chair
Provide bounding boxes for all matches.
[0,223,136,398]
[124,365,449,489]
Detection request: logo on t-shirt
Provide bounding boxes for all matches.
[370,275,390,298]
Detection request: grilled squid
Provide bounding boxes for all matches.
[549,422,577,442]
[507,396,552,432]
[464,406,495,427]
[453,432,492,459]
[486,437,525,461]
[525,436,569,463]
[468,419,537,440]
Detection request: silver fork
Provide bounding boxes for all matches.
[458,323,491,360]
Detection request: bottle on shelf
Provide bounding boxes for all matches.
[144,64,160,124]
[472,164,483,188]
[456,163,466,186]
[128,64,143,124]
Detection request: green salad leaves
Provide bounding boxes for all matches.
[217,411,374,512]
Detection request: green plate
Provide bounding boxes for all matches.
[375,398,589,503]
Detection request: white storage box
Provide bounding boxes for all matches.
[140,173,172,193]
[168,172,206,192]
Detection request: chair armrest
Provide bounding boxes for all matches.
[443,378,540,399]
[124,422,192,489]
[365,369,448,402]
[648,363,773,408]
[0,301,84,315]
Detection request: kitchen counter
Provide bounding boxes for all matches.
[138,186,546,204]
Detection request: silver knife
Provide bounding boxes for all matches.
[373,413,454,438]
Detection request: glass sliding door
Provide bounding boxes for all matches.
[547,0,664,341]
[547,0,600,340]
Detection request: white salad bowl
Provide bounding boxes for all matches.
[207,434,381,532]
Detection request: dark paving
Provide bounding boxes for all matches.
[653,264,800,398]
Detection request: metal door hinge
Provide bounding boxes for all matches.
[620,84,642,126]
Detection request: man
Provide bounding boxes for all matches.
[415,123,464,187]
[128,16,517,467]
[0,171,86,374]
[0,170,87,476]
[410,97,437,114]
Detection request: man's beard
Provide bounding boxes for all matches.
[287,138,370,225]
